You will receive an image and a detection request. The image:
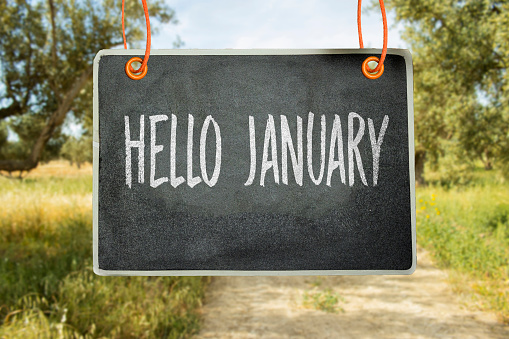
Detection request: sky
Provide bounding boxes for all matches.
[153,0,408,50]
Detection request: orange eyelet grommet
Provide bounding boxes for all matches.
[125,57,148,80]
[362,56,384,79]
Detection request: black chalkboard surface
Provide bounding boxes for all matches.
[93,49,415,276]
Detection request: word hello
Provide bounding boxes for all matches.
[125,112,389,188]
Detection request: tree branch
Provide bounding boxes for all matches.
[0,65,93,172]
[0,38,34,120]
[23,38,33,108]
[48,0,62,102]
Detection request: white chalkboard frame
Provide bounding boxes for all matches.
[93,48,416,276]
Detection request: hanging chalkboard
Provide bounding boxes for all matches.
[93,49,416,276]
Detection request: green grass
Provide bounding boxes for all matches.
[3,161,508,335]
[302,288,345,314]
[417,169,509,323]
[0,168,208,338]
[302,277,345,314]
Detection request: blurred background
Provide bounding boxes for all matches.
[0,0,508,338]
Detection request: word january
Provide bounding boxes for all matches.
[124,112,389,188]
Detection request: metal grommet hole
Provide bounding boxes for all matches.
[131,60,142,72]
[368,60,378,71]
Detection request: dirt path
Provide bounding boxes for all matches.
[195,247,509,338]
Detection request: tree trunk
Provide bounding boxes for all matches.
[484,149,493,170]
[0,65,92,172]
[415,150,426,186]
[484,161,493,170]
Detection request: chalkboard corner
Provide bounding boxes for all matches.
[402,257,417,275]
[386,48,412,63]
[93,264,108,276]
[93,49,109,66]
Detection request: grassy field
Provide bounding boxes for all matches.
[417,168,509,323]
[0,162,208,338]
[1,161,508,337]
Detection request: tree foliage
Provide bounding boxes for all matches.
[60,135,92,167]
[0,0,176,174]
[382,0,509,181]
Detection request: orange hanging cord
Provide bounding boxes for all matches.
[357,0,387,79]
[122,0,151,80]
